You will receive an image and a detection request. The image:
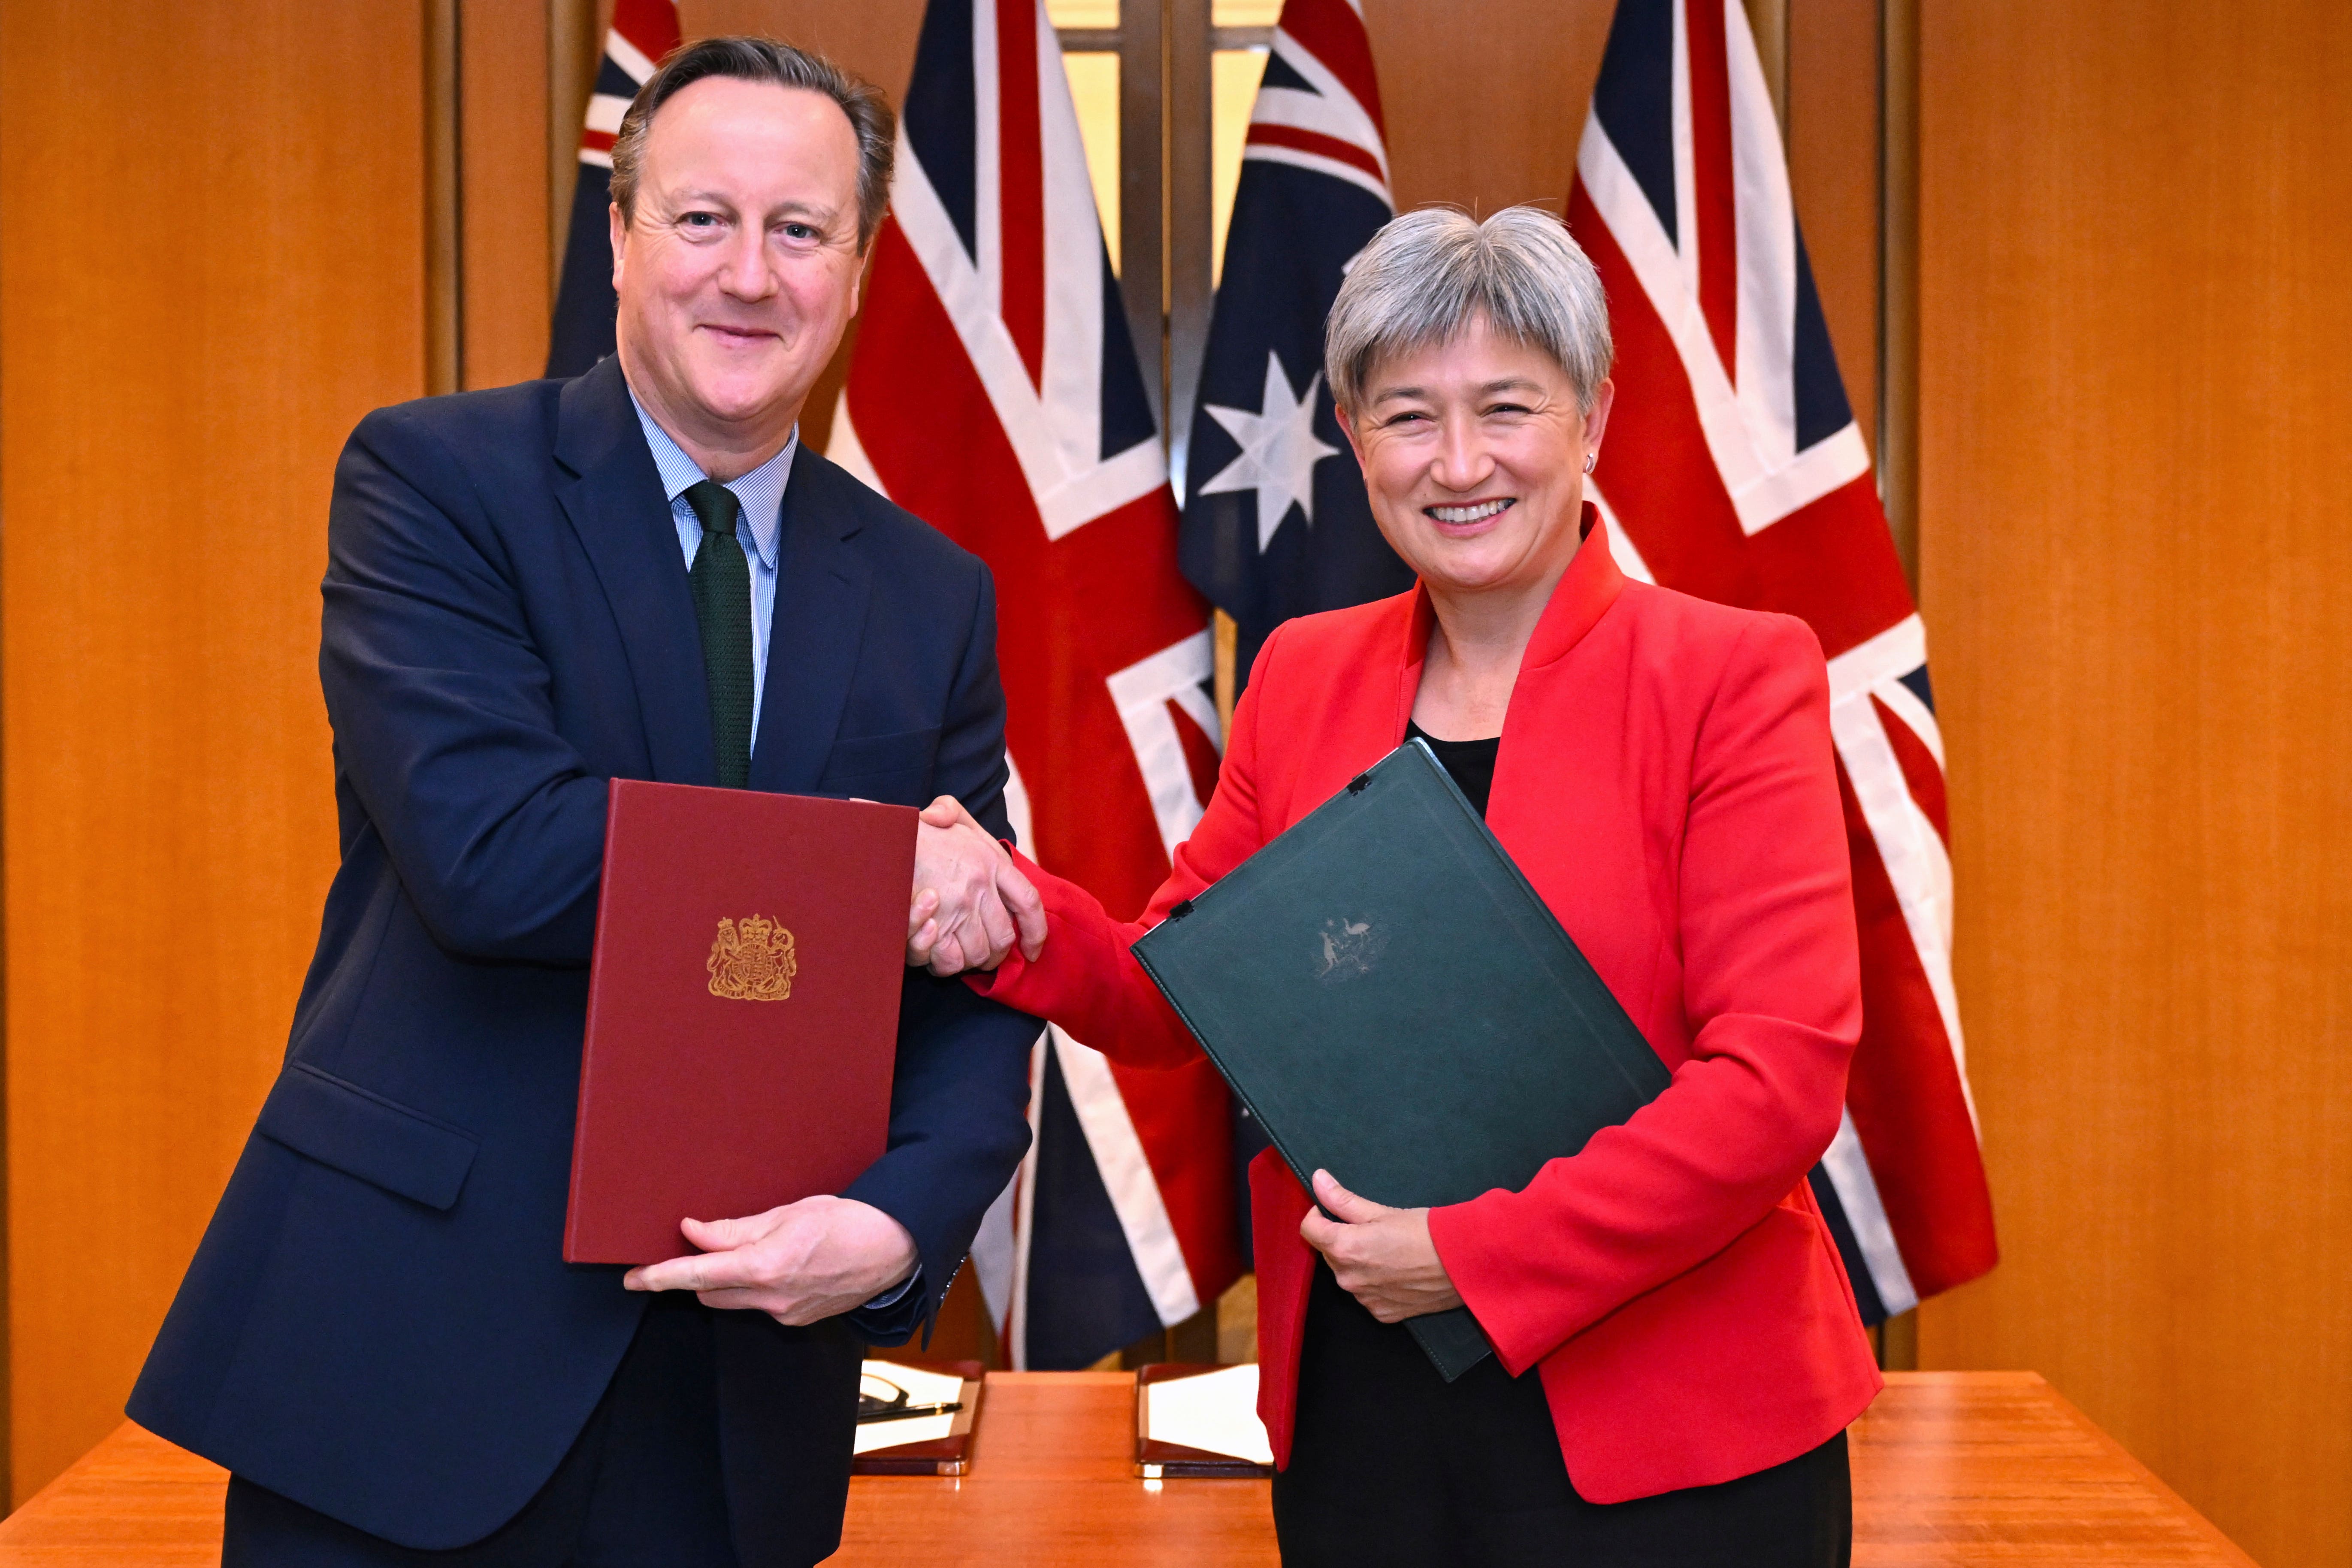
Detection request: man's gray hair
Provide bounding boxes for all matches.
[609,36,896,251]
[1324,206,1613,415]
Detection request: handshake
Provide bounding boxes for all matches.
[904,796,1046,977]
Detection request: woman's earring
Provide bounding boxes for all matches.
[1583,451,1598,474]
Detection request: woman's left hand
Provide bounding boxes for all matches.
[1299,1170,1466,1323]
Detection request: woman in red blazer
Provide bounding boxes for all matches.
[920,206,1880,1566]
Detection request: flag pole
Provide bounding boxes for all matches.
[1166,0,1214,497]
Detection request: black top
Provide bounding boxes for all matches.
[1283,722,1572,1523]
[1406,723,1501,818]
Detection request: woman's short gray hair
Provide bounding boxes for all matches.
[1324,206,1613,415]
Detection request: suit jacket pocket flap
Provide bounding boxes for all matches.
[822,726,939,781]
[257,1064,480,1211]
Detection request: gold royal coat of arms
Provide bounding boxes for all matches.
[707,915,796,1001]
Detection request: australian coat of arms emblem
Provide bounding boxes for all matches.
[1315,915,1386,982]
[707,915,797,1001]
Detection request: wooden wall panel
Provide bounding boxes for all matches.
[689,0,931,102]
[1912,3,2352,1565]
[0,1,426,1505]
[1366,0,1614,218]
[464,0,556,389]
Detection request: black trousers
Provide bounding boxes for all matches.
[222,1293,862,1568]
[1272,1265,1852,1568]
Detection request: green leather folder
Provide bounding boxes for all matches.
[1131,739,1672,1381]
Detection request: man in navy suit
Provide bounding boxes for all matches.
[129,37,1044,1568]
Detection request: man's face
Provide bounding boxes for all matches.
[611,77,865,454]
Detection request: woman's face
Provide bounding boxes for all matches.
[1342,316,1612,600]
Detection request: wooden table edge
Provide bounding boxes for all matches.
[0,1372,2256,1568]
[1873,1371,2254,1566]
[0,1420,226,1547]
[2019,1375,2258,1567]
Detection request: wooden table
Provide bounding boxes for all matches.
[0,1372,2251,1565]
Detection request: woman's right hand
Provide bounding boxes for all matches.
[1301,1170,1465,1323]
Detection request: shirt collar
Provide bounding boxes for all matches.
[627,382,796,571]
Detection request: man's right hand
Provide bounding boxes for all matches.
[907,796,1046,976]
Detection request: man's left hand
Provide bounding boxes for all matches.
[1298,1169,1465,1323]
[623,1196,918,1326]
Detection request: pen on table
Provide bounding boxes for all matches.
[857,1401,964,1423]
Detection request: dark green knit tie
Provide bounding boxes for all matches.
[683,480,753,789]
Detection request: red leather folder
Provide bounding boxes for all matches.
[564,779,918,1264]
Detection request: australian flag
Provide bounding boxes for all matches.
[1178,0,1409,692]
[546,0,681,378]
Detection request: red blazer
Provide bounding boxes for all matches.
[973,518,1882,1503]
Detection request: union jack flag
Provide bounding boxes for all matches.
[547,0,680,377]
[1571,0,1997,1317]
[830,0,1244,1367]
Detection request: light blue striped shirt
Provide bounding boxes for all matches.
[629,389,797,747]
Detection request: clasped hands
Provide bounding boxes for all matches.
[904,795,1045,976]
[626,798,1043,1323]
[901,805,1462,1322]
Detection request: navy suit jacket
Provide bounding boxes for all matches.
[127,357,1039,1549]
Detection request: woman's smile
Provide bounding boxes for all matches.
[1427,497,1516,529]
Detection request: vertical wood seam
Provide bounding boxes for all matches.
[425,0,464,396]
[1878,0,1919,592]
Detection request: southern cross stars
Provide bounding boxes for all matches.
[1198,351,1341,552]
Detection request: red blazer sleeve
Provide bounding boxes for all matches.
[967,625,1289,1069]
[1426,614,1862,1375]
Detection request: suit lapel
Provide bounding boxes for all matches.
[551,358,715,785]
[1488,509,1627,844]
[748,450,873,794]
